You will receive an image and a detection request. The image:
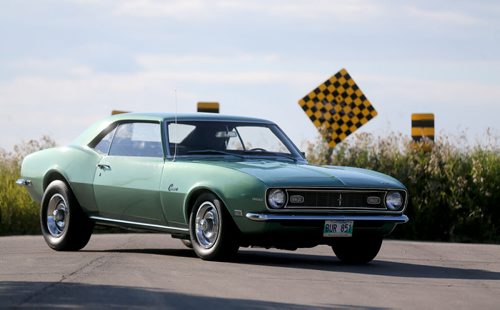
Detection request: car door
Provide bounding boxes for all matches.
[93,121,167,225]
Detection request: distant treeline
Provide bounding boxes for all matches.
[1,133,499,243]
[307,130,500,243]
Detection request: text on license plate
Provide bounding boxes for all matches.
[323,220,353,237]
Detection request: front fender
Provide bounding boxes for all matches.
[160,161,268,227]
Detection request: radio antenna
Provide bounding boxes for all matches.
[173,89,178,162]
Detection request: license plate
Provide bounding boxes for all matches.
[323,220,353,237]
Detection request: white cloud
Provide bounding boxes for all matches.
[111,0,382,21]
[1,59,498,151]
[216,0,381,20]
[360,73,500,109]
[0,72,197,149]
[3,59,96,79]
[405,5,480,25]
[112,0,210,18]
[136,53,280,69]
[2,0,500,150]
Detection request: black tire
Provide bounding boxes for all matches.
[331,236,383,264]
[40,180,94,251]
[189,193,239,261]
[180,239,193,249]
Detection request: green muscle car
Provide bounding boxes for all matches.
[17,113,408,263]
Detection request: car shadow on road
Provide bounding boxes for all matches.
[235,250,500,281]
[0,281,383,310]
[84,246,500,281]
[89,247,199,258]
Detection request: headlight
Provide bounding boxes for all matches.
[267,189,287,209]
[386,191,403,211]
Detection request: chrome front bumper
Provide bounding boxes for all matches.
[246,212,409,223]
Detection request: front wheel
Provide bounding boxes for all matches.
[180,239,193,249]
[331,236,383,264]
[40,180,94,251]
[189,193,239,261]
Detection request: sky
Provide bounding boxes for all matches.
[1,0,500,151]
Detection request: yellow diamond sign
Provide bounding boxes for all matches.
[299,68,377,148]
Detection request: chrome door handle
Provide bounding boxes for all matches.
[97,164,111,170]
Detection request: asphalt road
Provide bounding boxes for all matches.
[1,234,499,309]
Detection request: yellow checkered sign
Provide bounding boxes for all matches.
[299,68,377,148]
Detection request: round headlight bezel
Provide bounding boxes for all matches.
[267,189,287,209]
[386,191,403,211]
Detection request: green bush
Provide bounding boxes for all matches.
[2,132,499,243]
[0,137,56,235]
[306,130,500,243]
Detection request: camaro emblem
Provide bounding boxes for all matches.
[289,195,304,204]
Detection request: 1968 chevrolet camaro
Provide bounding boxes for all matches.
[17,113,408,263]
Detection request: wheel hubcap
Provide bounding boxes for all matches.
[195,202,219,249]
[47,194,68,237]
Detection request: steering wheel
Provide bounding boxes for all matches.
[249,148,267,152]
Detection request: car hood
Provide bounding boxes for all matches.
[208,160,405,189]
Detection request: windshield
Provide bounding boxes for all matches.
[166,120,303,161]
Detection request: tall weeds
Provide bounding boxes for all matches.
[0,137,55,235]
[1,133,499,243]
[306,130,500,243]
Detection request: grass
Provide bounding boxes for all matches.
[1,132,499,243]
[306,129,500,243]
[0,136,55,235]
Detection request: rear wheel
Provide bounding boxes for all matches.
[331,236,383,264]
[189,193,239,261]
[40,180,94,251]
[180,239,193,249]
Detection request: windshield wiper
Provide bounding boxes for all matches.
[186,150,245,159]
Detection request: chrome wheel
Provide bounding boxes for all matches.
[195,202,220,249]
[46,193,68,237]
[41,180,94,251]
[189,193,239,260]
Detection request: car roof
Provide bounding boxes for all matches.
[108,112,274,124]
[71,112,275,147]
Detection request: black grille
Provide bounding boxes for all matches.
[285,190,386,210]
